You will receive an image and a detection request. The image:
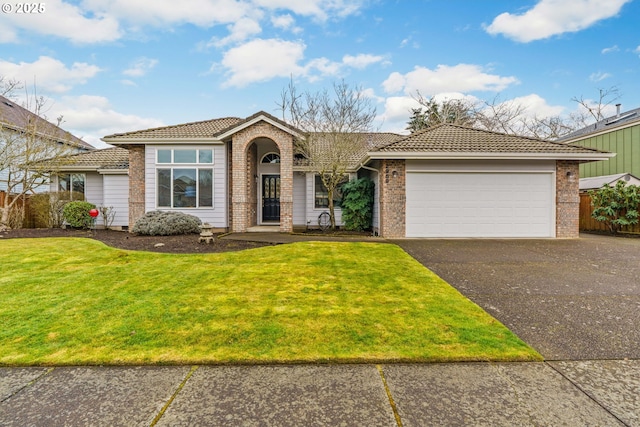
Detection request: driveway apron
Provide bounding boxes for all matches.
[393,234,640,360]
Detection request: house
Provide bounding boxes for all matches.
[558,105,640,179]
[579,172,640,192]
[57,111,612,238]
[0,94,93,194]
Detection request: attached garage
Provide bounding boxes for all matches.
[365,124,615,239]
[405,161,556,237]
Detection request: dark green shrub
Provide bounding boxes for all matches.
[589,181,640,234]
[132,210,202,236]
[31,191,85,228]
[340,177,374,231]
[62,201,96,229]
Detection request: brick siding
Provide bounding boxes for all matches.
[231,121,294,232]
[379,159,406,238]
[127,145,145,229]
[556,160,580,238]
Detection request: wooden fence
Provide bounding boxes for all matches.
[0,191,35,228]
[580,193,640,233]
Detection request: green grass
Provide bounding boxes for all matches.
[0,238,541,365]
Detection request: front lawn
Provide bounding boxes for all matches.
[0,238,540,365]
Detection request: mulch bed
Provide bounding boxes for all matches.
[0,228,273,254]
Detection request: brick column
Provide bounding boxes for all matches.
[379,159,406,238]
[231,121,294,233]
[556,160,580,238]
[127,145,146,230]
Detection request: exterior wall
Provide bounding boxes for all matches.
[292,172,306,226]
[127,145,146,229]
[247,144,258,226]
[378,159,406,238]
[144,144,228,227]
[303,172,349,228]
[231,122,294,233]
[556,160,580,238]
[103,174,129,227]
[85,172,103,206]
[576,123,640,178]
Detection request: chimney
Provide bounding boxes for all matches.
[616,103,622,117]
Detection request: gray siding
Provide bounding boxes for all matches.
[103,174,129,227]
[292,173,306,226]
[145,145,228,227]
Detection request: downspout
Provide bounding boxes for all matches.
[359,162,381,236]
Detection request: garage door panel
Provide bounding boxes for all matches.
[406,172,554,238]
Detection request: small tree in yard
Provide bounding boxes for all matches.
[589,181,640,234]
[1,83,77,230]
[278,79,377,230]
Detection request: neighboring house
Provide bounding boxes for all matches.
[558,105,640,179]
[56,111,612,238]
[0,94,93,194]
[579,172,640,192]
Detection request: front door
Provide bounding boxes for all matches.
[262,175,280,222]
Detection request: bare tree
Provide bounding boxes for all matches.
[571,86,621,126]
[0,84,78,230]
[408,93,480,132]
[278,79,377,229]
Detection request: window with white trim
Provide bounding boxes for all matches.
[156,149,213,208]
[58,173,85,199]
[314,174,348,209]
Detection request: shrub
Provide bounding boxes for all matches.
[589,180,640,234]
[62,201,96,229]
[132,211,202,236]
[340,177,374,231]
[30,191,85,228]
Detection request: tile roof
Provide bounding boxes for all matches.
[45,147,129,170]
[103,117,244,140]
[558,107,640,142]
[0,95,93,150]
[372,123,609,155]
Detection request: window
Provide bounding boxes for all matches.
[314,174,348,209]
[156,149,213,208]
[261,153,280,164]
[58,173,85,199]
[157,149,213,164]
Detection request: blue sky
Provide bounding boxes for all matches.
[1,0,638,148]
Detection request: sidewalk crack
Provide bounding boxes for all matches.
[376,364,403,427]
[1,367,55,403]
[149,365,198,427]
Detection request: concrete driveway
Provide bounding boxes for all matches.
[393,233,640,360]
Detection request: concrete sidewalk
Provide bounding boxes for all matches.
[2,361,638,426]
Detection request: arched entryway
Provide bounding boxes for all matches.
[230,119,294,233]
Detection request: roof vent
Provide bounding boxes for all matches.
[616,103,621,118]
[2,101,13,107]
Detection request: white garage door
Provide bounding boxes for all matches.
[406,172,554,238]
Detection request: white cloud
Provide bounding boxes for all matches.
[51,95,164,148]
[601,45,619,54]
[589,71,612,82]
[221,38,306,87]
[123,57,159,77]
[342,54,384,69]
[382,64,519,96]
[252,0,363,21]
[0,56,101,93]
[209,18,263,47]
[271,14,294,29]
[635,46,640,56]
[220,38,385,87]
[497,93,565,118]
[485,0,632,43]
[1,0,121,44]
[83,0,253,28]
